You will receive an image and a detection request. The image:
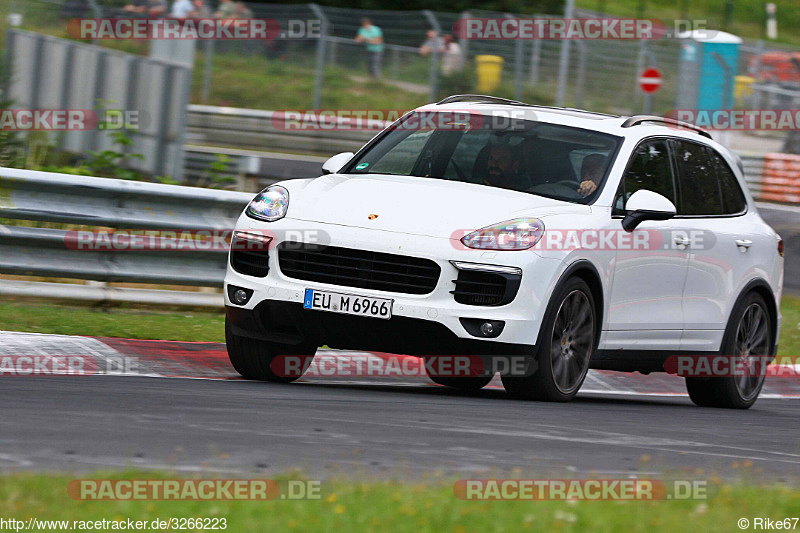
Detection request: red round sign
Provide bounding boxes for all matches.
[639,67,663,94]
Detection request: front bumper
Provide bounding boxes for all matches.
[223,217,565,348]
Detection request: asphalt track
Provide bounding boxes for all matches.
[1,332,799,482]
[0,203,797,482]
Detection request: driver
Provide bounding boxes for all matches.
[483,144,522,190]
[578,154,606,197]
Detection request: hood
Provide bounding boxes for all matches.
[281,174,590,239]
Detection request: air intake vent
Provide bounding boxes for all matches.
[278,242,440,295]
[451,266,521,306]
[229,232,270,277]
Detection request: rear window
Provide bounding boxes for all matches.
[708,149,747,215]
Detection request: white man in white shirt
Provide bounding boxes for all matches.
[171,0,193,18]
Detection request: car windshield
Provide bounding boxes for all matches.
[345,111,622,203]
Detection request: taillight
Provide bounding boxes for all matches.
[778,237,784,257]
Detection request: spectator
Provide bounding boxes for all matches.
[214,0,237,18]
[441,34,463,75]
[419,29,444,56]
[355,18,384,79]
[189,0,211,18]
[171,0,193,18]
[234,2,253,18]
[124,0,167,16]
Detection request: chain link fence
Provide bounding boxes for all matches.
[4,0,800,152]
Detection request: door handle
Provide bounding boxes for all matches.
[735,239,752,250]
[674,236,689,248]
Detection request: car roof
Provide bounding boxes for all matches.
[416,95,714,144]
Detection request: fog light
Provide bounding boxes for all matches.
[459,318,505,339]
[227,285,254,306]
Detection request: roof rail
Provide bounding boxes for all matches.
[436,95,620,118]
[436,94,529,106]
[621,115,712,139]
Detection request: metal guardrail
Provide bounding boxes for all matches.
[187,105,383,156]
[0,167,253,307]
[0,167,251,230]
[183,145,326,189]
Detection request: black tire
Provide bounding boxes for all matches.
[225,317,316,382]
[428,375,494,391]
[502,277,597,402]
[686,292,772,409]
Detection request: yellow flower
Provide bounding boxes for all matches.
[334,505,346,515]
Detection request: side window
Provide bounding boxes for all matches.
[672,140,723,216]
[613,139,675,214]
[708,149,747,215]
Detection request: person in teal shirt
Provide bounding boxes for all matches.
[355,18,384,79]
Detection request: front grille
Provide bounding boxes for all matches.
[451,269,520,306]
[278,242,440,295]
[230,233,270,277]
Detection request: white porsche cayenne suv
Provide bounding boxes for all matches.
[224,95,783,409]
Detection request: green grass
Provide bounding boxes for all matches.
[192,51,431,111]
[0,470,799,532]
[779,294,800,358]
[0,301,225,342]
[0,294,798,356]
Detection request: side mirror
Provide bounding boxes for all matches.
[622,190,677,232]
[321,152,354,175]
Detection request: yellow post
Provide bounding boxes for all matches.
[475,55,504,93]
[734,75,755,104]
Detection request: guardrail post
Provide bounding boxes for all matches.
[201,39,214,104]
[460,12,470,59]
[575,41,587,108]
[391,47,400,80]
[89,49,107,153]
[555,0,575,107]
[309,4,329,110]
[423,10,441,102]
[506,13,525,101]
[529,33,541,86]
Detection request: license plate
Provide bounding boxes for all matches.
[303,289,392,320]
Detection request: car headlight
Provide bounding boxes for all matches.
[461,218,545,250]
[246,185,289,222]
